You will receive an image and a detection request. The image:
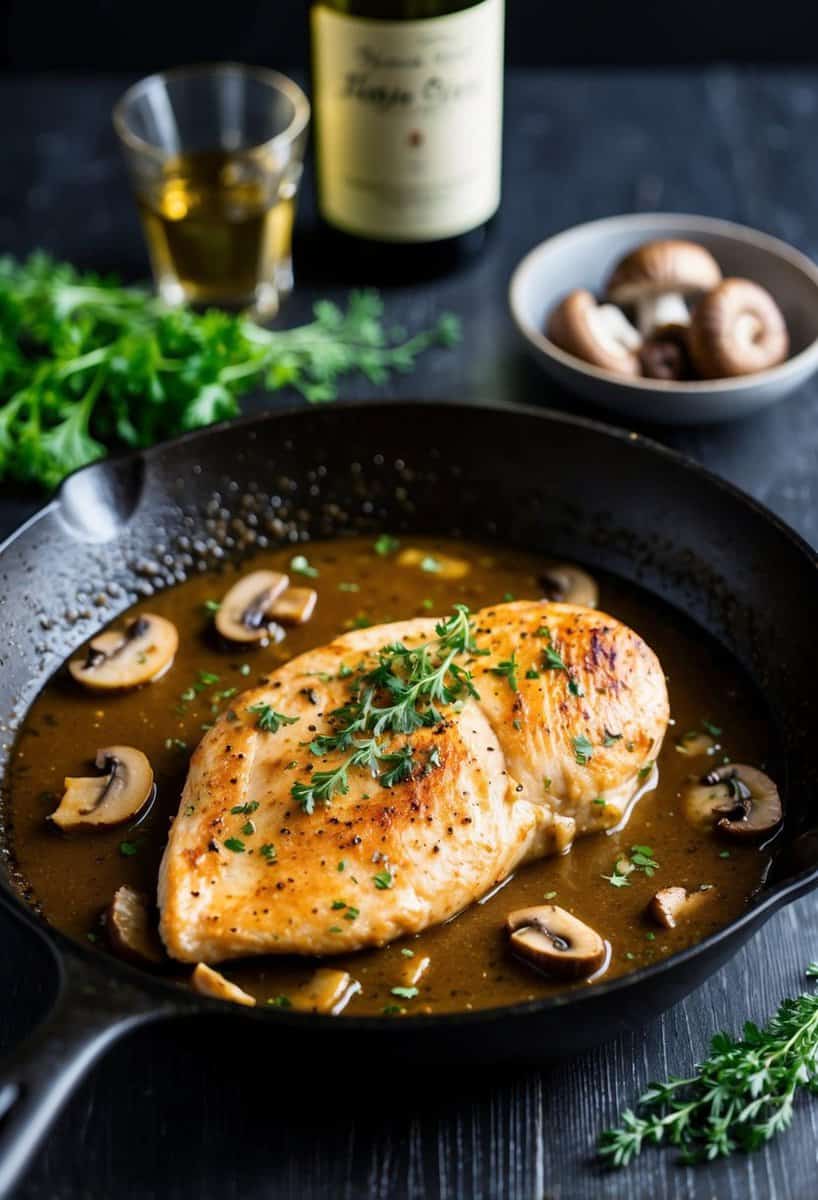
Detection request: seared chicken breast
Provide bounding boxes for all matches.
[159,601,668,963]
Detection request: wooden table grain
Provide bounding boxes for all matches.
[1,68,818,1199]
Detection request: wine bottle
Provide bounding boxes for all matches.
[310,0,505,277]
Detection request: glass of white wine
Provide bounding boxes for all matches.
[114,64,310,320]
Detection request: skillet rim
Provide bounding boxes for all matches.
[1,395,817,1031]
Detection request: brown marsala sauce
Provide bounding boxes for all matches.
[8,537,775,1015]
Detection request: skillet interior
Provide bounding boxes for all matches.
[0,399,817,1057]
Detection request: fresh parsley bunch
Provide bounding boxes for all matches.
[600,962,818,1166]
[0,254,460,490]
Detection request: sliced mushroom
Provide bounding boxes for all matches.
[396,548,470,580]
[192,962,256,1007]
[290,968,361,1015]
[106,885,165,966]
[606,239,722,337]
[49,746,154,831]
[683,763,782,840]
[69,614,178,691]
[648,885,714,929]
[546,289,642,376]
[688,279,789,378]
[539,563,598,608]
[270,586,318,625]
[506,904,606,980]
[215,570,290,643]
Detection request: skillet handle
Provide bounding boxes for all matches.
[0,950,174,1200]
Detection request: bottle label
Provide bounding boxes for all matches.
[312,0,504,242]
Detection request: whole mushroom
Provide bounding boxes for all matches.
[606,239,722,338]
[546,289,642,376]
[687,278,789,378]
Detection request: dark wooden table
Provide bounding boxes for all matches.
[2,68,818,1199]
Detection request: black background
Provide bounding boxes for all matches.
[2,0,815,72]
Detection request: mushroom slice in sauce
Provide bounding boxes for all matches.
[192,962,256,1007]
[270,586,318,625]
[648,885,714,930]
[688,278,789,379]
[215,570,290,643]
[69,614,178,691]
[396,548,470,580]
[290,968,361,1015]
[106,885,165,966]
[683,763,782,840]
[49,746,154,831]
[506,905,606,980]
[539,564,599,609]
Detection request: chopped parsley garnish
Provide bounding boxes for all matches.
[544,890,557,900]
[373,869,394,890]
[568,676,584,697]
[344,907,360,921]
[602,865,631,888]
[400,948,415,958]
[239,663,251,676]
[592,796,607,806]
[241,820,256,836]
[420,555,440,573]
[203,599,221,613]
[374,534,400,556]
[525,668,540,680]
[379,745,414,788]
[337,860,346,872]
[165,737,187,752]
[331,899,347,910]
[543,644,567,672]
[702,719,723,737]
[489,651,519,692]
[391,986,419,999]
[637,761,655,782]
[119,840,138,857]
[224,837,245,853]
[630,845,659,875]
[338,581,360,592]
[603,730,623,747]
[573,734,593,765]
[231,801,259,815]
[290,554,318,577]
[198,670,220,686]
[260,843,277,861]
[266,995,291,1008]
[248,703,299,734]
[383,1004,403,1015]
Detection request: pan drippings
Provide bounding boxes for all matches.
[7,537,775,1015]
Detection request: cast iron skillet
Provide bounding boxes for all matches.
[0,400,817,1197]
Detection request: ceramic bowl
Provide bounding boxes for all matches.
[509,212,818,425]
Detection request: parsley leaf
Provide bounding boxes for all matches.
[247,703,299,734]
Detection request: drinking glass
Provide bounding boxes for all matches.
[114,64,310,319]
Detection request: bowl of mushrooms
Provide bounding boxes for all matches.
[509,213,818,425]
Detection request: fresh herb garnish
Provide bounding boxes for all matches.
[231,801,259,815]
[165,737,187,752]
[603,730,623,747]
[0,256,460,490]
[373,869,394,890]
[248,703,299,734]
[391,986,418,999]
[489,651,519,692]
[378,745,414,788]
[573,734,593,765]
[600,963,818,1166]
[374,534,400,557]
[638,761,655,782]
[702,719,723,737]
[119,840,138,857]
[203,599,221,613]
[290,554,318,578]
[420,555,441,573]
[260,843,277,861]
[224,837,245,853]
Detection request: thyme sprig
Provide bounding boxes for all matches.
[290,605,480,812]
[600,963,818,1166]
